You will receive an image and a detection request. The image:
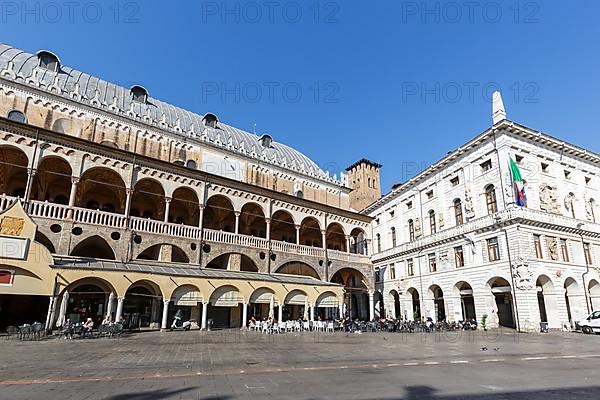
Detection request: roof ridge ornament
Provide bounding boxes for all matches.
[492,90,507,125]
[1,61,17,79]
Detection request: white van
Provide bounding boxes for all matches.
[577,311,600,334]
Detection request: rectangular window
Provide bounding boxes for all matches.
[406,201,413,209]
[515,154,524,164]
[450,176,460,186]
[389,210,395,218]
[389,263,396,280]
[541,162,549,173]
[584,243,593,265]
[585,176,592,186]
[487,237,500,262]
[375,268,381,283]
[426,190,434,199]
[564,170,571,180]
[391,228,397,248]
[407,259,414,276]
[428,253,437,272]
[534,235,543,259]
[480,160,492,172]
[454,246,465,267]
[560,239,570,262]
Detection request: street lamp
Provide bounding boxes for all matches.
[576,222,592,314]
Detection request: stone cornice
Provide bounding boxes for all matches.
[363,119,600,214]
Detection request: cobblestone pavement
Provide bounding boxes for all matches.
[1,329,600,399]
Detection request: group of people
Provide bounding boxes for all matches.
[60,315,124,339]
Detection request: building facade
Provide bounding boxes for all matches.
[367,108,600,331]
[0,44,374,331]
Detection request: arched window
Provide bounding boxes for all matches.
[203,113,218,129]
[391,227,397,248]
[429,210,436,234]
[408,219,415,241]
[37,50,59,72]
[6,110,26,123]
[485,185,498,215]
[454,199,463,225]
[130,85,148,103]
[295,190,304,199]
[376,233,381,253]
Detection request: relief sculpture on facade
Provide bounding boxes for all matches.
[539,184,560,214]
[512,256,534,290]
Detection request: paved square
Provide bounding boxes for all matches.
[1,329,600,399]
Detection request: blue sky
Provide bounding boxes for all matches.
[2,0,599,191]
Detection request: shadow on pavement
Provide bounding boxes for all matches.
[399,385,600,400]
[105,387,204,400]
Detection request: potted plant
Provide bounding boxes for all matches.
[482,314,488,331]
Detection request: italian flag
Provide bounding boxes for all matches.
[509,157,527,207]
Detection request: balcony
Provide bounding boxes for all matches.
[0,195,371,265]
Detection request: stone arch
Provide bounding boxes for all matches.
[453,281,476,321]
[31,156,72,204]
[428,284,446,322]
[136,243,190,263]
[275,261,320,279]
[203,194,235,232]
[486,276,515,328]
[76,167,127,213]
[169,187,200,225]
[206,252,259,272]
[537,274,559,328]
[271,209,296,242]
[70,235,116,260]
[350,227,367,254]
[564,277,584,325]
[130,178,166,220]
[34,230,56,254]
[239,202,266,238]
[249,287,276,320]
[299,216,322,247]
[0,145,29,197]
[406,287,421,321]
[59,277,118,325]
[123,280,164,329]
[326,222,346,251]
[389,289,401,319]
[331,267,369,320]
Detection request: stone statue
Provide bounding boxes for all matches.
[548,237,559,261]
[540,185,560,214]
[464,187,475,219]
[564,193,575,214]
[512,256,534,290]
[414,217,423,238]
[585,196,595,222]
[438,212,445,228]
[504,172,514,201]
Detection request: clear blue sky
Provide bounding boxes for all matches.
[3,0,599,191]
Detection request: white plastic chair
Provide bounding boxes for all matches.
[262,323,270,334]
[303,321,310,331]
[294,321,301,332]
[286,321,294,332]
[326,322,334,332]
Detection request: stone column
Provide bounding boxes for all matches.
[345,235,351,253]
[234,211,241,234]
[322,230,327,249]
[24,168,37,205]
[67,177,79,218]
[163,197,172,223]
[198,204,204,228]
[295,225,301,245]
[278,304,283,323]
[201,302,208,330]
[369,291,375,321]
[310,304,315,321]
[115,296,125,323]
[241,303,248,329]
[266,219,271,241]
[161,299,170,330]
[124,188,133,218]
[339,304,344,319]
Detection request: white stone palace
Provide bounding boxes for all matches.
[367,93,600,331]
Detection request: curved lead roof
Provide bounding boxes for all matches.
[0,44,341,184]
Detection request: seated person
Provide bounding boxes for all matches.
[82,318,94,336]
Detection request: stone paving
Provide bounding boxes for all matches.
[1,329,600,399]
